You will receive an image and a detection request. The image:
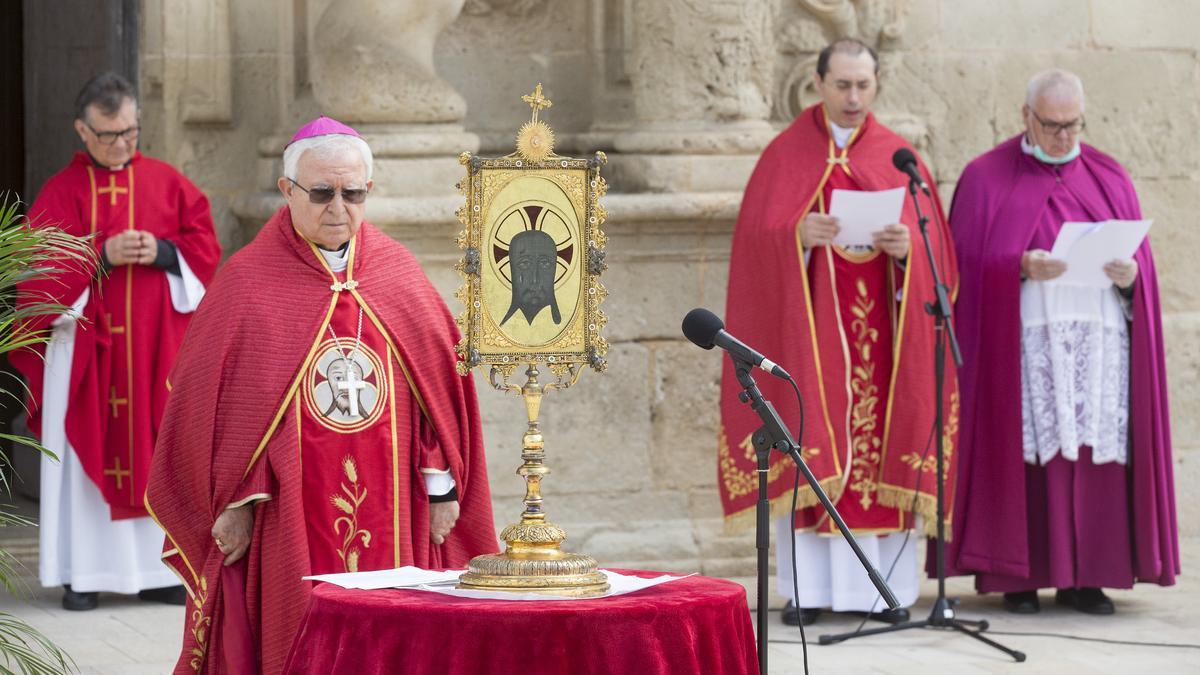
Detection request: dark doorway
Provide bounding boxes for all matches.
[3,0,140,500]
[23,0,139,199]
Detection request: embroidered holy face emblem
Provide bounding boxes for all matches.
[303,338,387,433]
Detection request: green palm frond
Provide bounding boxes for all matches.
[0,613,76,675]
[0,194,97,363]
[0,192,89,674]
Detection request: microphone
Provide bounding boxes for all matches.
[681,308,791,380]
[891,148,930,194]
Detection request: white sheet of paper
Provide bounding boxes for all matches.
[1049,219,1152,287]
[416,570,694,601]
[828,187,906,248]
[303,566,462,589]
[303,567,693,600]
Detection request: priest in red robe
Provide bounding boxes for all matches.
[10,72,221,611]
[944,70,1178,615]
[718,39,958,626]
[147,117,498,674]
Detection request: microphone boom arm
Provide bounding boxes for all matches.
[732,358,901,610]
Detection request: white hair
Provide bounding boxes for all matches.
[282,133,374,182]
[1025,69,1086,112]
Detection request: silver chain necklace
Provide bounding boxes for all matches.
[326,305,367,418]
[327,306,365,365]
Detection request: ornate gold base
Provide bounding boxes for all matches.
[458,521,609,597]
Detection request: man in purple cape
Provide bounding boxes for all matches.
[944,70,1179,615]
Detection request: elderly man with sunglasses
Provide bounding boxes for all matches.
[148,117,498,674]
[12,72,221,613]
[944,70,1178,616]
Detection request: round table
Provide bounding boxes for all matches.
[283,570,758,674]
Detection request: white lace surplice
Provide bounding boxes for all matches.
[1020,281,1129,466]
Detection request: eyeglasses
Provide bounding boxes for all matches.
[86,123,139,145]
[1030,110,1085,136]
[287,178,368,205]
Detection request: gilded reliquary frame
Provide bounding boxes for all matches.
[454,150,609,379]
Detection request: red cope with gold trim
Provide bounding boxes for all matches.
[717,105,959,536]
[146,207,497,675]
[11,152,221,519]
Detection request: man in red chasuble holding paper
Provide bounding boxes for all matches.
[11,72,221,612]
[148,118,498,674]
[717,39,958,626]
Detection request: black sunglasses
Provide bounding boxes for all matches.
[287,178,368,205]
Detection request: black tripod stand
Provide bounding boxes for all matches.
[817,176,1025,662]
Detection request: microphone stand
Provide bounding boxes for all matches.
[732,358,899,675]
[817,176,1025,662]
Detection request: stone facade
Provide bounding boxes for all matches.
[136,0,1200,586]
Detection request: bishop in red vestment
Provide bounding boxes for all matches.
[717,41,958,626]
[10,73,221,611]
[147,117,498,674]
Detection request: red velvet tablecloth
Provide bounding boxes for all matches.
[283,570,758,675]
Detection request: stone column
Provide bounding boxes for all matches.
[248,0,478,203]
[308,0,478,198]
[609,0,777,193]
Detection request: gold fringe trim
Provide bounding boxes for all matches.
[723,475,845,535]
[875,483,952,540]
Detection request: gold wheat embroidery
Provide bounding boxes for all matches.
[901,391,960,474]
[189,576,211,671]
[848,278,884,510]
[331,456,372,572]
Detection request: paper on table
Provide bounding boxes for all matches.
[304,566,462,590]
[416,570,694,601]
[1048,219,1152,287]
[303,567,693,600]
[828,187,906,248]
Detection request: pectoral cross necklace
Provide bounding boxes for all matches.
[327,306,367,417]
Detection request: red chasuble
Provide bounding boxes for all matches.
[11,152,220,519]
[296,273,451,575]
[718,105,959,536]
[147,207,498,675]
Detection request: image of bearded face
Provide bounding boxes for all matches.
[501,229,561,326]
[325,358,366,416]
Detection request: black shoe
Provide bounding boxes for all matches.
[1003,591,1040,614]
[781,601,821,626]
[1056,587,1114,615]
[61,585,98,611]
[138,585,187,606]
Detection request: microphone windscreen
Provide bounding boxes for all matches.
[682,308,723,350]
[892,147,917,171]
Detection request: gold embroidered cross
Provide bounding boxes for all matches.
[98,174,128,206]
[108,386,128,418]
[826,155,849,167]
[104,456,132,490]
[105,313,125,334]
[330,279,360,293]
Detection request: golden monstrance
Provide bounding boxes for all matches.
[453,84,610,596]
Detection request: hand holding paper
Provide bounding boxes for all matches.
[799,212,841,249]
[1047,219,1151,287]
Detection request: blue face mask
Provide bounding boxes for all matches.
[1031,140,1080,165]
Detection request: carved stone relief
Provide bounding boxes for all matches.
[774,0,925,149]
[310,0,469,124]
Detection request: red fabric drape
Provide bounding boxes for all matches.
[283,572,758,675]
